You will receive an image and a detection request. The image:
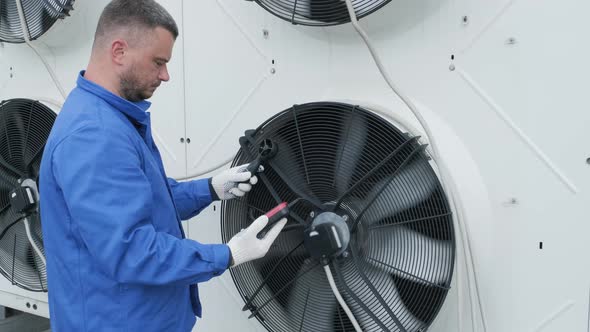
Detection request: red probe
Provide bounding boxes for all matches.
[257,202,289,239]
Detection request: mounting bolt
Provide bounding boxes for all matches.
[502,197,519,207]
[309,211,315,218]
[270,68,276,74]
[17,179,22,184]
[262,29,269,39]
[180,138,185,143]
[449,64,456,71]
[342,251,349,258]
[462,16,469,25]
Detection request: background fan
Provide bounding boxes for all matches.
[249,0,391,26]
[221,102,455,332]
[0,0,74,43]
[0,98,55,292]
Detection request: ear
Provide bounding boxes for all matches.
[111,39,128,65]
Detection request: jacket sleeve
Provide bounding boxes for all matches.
[52,124,230,286]
[167,178,214,220]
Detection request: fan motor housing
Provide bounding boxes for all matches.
[9,186,37,214]
[303,211,350,261]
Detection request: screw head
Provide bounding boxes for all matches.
[506,37,517,45]
[449,64,456,71]
[270,68,276,74]
[342,251,349,258]
[342,215,348,221]
[585,157,589,165]
[262,29,269,39]
[462,16,469,25]
[310,211,315,218]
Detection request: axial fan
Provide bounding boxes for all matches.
[249,0,390,26]
[221,102,455,331]
[0,98,55,291]
[0,0,74,43]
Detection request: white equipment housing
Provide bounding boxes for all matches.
[0,0,588,331]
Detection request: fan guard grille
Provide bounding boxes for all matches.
[0,0,74,43]
[252,0,391,26]
[0,98,55,292]
[221,102,455,331]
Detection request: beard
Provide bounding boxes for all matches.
[119,65,159,102]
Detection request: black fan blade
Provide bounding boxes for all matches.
[0,203,9,216]
[357,160,437,227]
[40,5,54,36]
[0,154,24,178]
[241,232,307,310]
[0,214,46,291]
[334,109,369,197]
[25,143,46,174]
[267,134,323,208]
[42,0,73,18]
[367,226,453,287]
[0,1,15,35]
[337,261,426,331]
[266,0,350,24]
[287,258,337,331]
[0,172,15,192]
[0,173,15,215]
[25,214,47,290]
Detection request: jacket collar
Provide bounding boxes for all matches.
[77,70,151,125]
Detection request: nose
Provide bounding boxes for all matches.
[159,64,170,82]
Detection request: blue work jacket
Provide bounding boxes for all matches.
[39,71,230,331]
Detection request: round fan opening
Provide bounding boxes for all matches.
[0,98,56,292]
[0,0,75,43]
[221,102,455,331]
[252,0,391,26]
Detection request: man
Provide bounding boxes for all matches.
[39,0,287,331]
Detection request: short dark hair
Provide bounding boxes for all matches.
[94,0,178,47]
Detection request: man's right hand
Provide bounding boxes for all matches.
[227,215,287,267]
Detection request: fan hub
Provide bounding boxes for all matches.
[303,211,350,261]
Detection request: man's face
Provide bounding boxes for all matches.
[119,27,174,102]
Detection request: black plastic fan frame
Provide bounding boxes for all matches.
[0,0,75,43]
[221,102,456,332]
[0,98,55,292]
[250,0,391,26]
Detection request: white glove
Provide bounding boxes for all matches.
[211,164,260,200]
[227,215,287,267]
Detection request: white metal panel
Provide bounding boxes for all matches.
[182,0,331,177]
[147,0,189,179]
